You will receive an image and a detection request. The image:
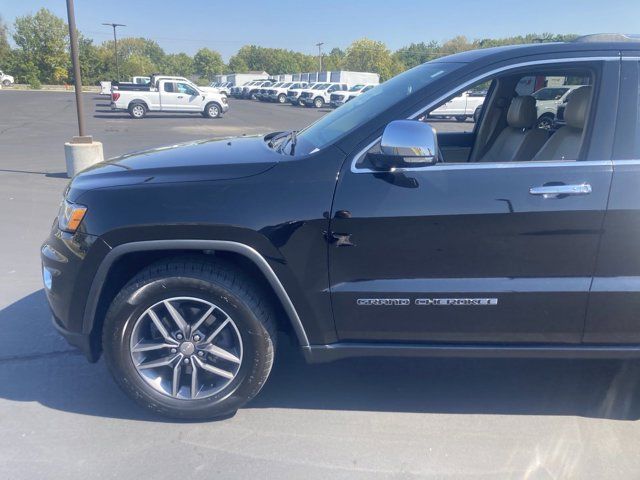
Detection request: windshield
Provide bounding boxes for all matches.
[349,84,365,91]
[281,83,293,88]
[295,62,462,152]
[313,83,329,90]
[533,87,570,101]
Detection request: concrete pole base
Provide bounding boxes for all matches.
[64,141,104,178]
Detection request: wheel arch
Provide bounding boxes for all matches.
[85,240,310,358]
[129,99,149,109]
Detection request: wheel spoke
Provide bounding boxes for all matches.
[202,344,241,364]
[163,300,190,336]
[194,357,234,380]
[172,361,182,397]
[137,354,178,370]
[191,305,215,333]
[191,362,199,399]
[204,318,230,344]
[147,309,177,344]
[132,340,174,353]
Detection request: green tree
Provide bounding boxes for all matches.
[343,38,402,81]
[393,41,441,69]
[120,54,157,78]
[12,8,70,83]
[227,55,248,73]
[76,35,102,85]
[193,48,224,80]
[0,15,11,66]
[323,47,345,71]
[162,53,195,76]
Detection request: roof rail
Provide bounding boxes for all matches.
[573,33,640,43]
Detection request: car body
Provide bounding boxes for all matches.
[43,34,640,419]
[255,82,283,101]
[267,82,304,103]
[532,85,586,128]
[429,89,486,121]
[330,84,376,107]
[299,83,348,108]
[286,82,318,105]
[0,70,15,87]
[110,78,229,118]
[242,80,274,99]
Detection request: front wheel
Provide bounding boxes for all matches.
[204,102,222,118]
[103,258,277,420]
[128,103,147,119]
[313,97,324,108]
[2,79,11,87]
[277,94,287,104]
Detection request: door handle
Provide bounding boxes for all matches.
[529,183,592,198]
[177,95,184,99]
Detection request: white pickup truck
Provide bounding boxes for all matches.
[299,82,349,108]
[329,84,376,107]
[1,70,15,87]
[268,82,307,103]
[111,78,229,119]
[430,90,486,122]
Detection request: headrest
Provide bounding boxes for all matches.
[564,86,591,129]
[507,95,537,129]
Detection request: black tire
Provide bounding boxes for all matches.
[277,94,287,104]
[473,107,482,123]
[204,102,222,118]
[103,257,277,420]
[128,102,146,119]
[536,114,554,130]
[2,79,11,87]
[455,115,467,122]
[313,97,324,108]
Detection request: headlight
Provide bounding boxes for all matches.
[58,199,87,233]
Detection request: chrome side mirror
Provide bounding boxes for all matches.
[370,120,438,170]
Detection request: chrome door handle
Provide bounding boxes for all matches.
[529,183,592,198]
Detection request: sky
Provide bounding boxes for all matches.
[1,0,639,60]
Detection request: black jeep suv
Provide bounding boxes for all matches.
[42,35,640,419]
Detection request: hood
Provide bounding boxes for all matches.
[67,136,279,201]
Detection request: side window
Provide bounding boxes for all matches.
[426,86,489,134]
[163,82,175,93]
[177,83,197,96]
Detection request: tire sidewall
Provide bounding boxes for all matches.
[129,103,146,119]
[103,274,273,419]
[205,102,221,118]
[314,97,324,108]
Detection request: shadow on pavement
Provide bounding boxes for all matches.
[1,290,639,422]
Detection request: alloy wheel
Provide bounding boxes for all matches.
[129,297,243,400]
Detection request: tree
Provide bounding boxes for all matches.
[193,48,224,80]
[0,15,11,66]
[343,38,403,81]
[76,35,102,85]
[227,55,248,73]
[323,47,345,71]
[162,53,195,77]
[12,8,69,83]
[393,41,440,69]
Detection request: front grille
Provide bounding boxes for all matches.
[330,94,344,102]
[287,90,298,97]
[300,92,312,99]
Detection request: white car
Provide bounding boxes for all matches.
[111,78,229,119]
[267,82,308,103]
[430,90,486,122]
[210,81,233,96]
[286,83,318,105]
[299,83,349,108]
[1,70,15,87]
[329,84,376,107]
[532,85,585,129]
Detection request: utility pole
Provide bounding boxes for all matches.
[102,22,126,80]
[315,42,324,71]
[66,0,86,138]
[65,0,104,177]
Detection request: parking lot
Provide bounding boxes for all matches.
[1,89,640,479]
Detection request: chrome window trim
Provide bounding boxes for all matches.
[350,56,618,174]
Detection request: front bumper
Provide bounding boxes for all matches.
[221,102,230,113]
[301,97,315,105]
[41,223,110,362]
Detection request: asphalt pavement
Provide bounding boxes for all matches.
[1,90,639,479]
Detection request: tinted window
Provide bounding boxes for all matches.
[297,62,462,151]
[533,87,570,101]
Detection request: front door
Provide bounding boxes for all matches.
[328,60,617,345]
